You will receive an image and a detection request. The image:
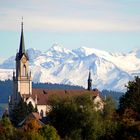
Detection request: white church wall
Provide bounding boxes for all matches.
[26,97,36,108]
[37,105,47,117]
[37,105,52,117]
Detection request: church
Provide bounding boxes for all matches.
[8,22,103,118]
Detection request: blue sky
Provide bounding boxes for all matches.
[0,0,140,58]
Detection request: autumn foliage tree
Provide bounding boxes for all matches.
[118,76,140,139]
[0,116,15,140]
[119,76,140,116]
[23,118,41,132]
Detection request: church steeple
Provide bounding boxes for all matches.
[87,70,92,91]
[19,19,25,56]
[9,20,32,114]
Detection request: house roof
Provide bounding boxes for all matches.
[18,112,44,127]
[28,112,41,120]
[22,89,101,105]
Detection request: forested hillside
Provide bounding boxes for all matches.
[0,80,83,103]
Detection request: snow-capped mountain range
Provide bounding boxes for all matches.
[0,44,140,91]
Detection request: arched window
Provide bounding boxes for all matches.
[40,110,44,117]
[28,101,33,107]
[23,65,26,76]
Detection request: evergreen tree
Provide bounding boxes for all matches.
[11,99,37,126]
[118,76,140,139]
[28,101,37,114]
[11,99,28,126]
[119,76,140,115]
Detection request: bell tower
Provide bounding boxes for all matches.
[12,20,32,105]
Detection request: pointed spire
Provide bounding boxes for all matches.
[88,70,91,80]
[19,17,25,55]
[87,70,92,91]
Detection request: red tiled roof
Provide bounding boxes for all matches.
[19,112,44,127]
[28,112,41,120]
[23,89,100,105]
[32,89,100,96]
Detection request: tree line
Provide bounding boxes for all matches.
[0,76,140,139]
[0,80,83,103]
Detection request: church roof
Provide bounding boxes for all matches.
[23,89,100,105]
[28,112,42,120]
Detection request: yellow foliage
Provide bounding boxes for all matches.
[23,118,41,132]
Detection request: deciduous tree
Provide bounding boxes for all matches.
[39,125,60,140]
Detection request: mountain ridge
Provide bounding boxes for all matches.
[0,45,140,91]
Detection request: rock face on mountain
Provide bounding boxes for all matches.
[0,44,140,91]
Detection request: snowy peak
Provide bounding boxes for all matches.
[136,49,140,58]
[0,45,140,91]
[27,48,42,61]
[45,44,74,58]
[129,49,140,58]
[73,46,101,57]
[0,56,15,69]
[50,44,70,53]
[72,47,116,61]
[0,57,5,64]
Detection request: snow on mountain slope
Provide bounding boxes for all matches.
[74,47,140,74]
[0,56,15,69]
[73,46,110,58]
[0,69,12,80]
[27,48,42,62]
[0,44,140,91]
[129,49,140,58]
[0,57,6,64]
[107,51,140,74]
